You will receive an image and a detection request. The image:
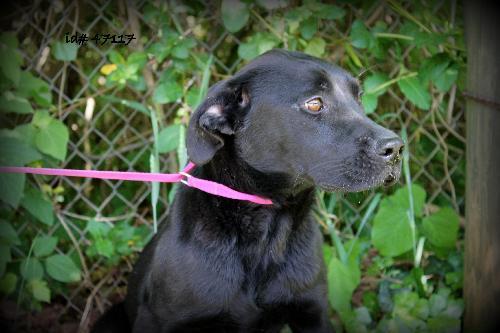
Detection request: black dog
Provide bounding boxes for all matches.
[92,49,403,333]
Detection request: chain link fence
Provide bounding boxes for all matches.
[1,1,465,331]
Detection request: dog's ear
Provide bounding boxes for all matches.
[186,78,251,166]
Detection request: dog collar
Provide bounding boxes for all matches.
[0,162,273,205]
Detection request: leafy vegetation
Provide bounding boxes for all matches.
[0,1,465,331]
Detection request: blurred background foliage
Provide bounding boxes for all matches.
[0,0,465,332]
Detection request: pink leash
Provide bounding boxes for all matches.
[0,162,273,205]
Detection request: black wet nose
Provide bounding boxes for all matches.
[376,137,404,162]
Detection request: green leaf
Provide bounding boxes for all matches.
[52,41,78,61]
[304,37,326,57]
[372,204,413,257]
[422,207,459,249]
[95,238,114,258]
[0,136,42,166]
[21,188,54,226]
[315,4,346,20]
[300,17,318,40]
[153,81,183,104]
[420,53,450,85]
[256,0,287,10]
[172,38,196,60]
[33,112,69,161]
[33,236,58,257]
[364,73,390,96]
[16,72,52,107]
[102,96,150,115]
[0,173,25,208]
[435,66,458,93]
[0,273,17,295]
[0,32,18,49]
[32,110,53,128]
[394,184,427,218]
[400,22,446,48]
[0,92,34,114]
[427,315,460,333]
[362,73,389,114]
[45,254,81,283]
[87,220,111,238]
[0,45,22,86]
[397,75,431,110]
[392,291,427,330]
[371,184,426,257]
[221,0,249,33]
[350,20,375,49]
[238,33,278,60]
[157,124,181,154]
[28,279,51,303]
[20,257,44,280]
[0,221,21,246]
[328,257,360,312]
[361,94,378,114]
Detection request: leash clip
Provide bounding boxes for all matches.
[178,171,192,186]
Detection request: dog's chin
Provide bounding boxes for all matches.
[317,167,401,193]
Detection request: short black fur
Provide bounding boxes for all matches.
[92,49,403,333]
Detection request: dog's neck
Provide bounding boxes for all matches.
[193,152,315,211]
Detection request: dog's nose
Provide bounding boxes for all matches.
[376,137,404,163]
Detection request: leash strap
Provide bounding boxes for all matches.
[0,162,273,205]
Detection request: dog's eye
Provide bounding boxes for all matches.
[305,98,323,112]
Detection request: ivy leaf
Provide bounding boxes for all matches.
[32,111,69,161]
[20,257,44,280]
[304,37,326,57]
[422,207,460,249]
[153,81,183,104]
[28,279,51,303]
[158,124,181,153]
[21,188,54,226]
[0,92,34,114]
[33,236,58,257]
[398,75,431,110]
[45,254,81,283]
[0,273,17,295]
[52,41,78,61]
[328,257,361,312]
[221,0,249,33]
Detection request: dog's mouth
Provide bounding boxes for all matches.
[316,162,402,193]
[383,172,398,186]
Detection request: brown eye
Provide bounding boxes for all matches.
[305,97,323,112]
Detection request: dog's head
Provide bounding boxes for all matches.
[187,49,403,192]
